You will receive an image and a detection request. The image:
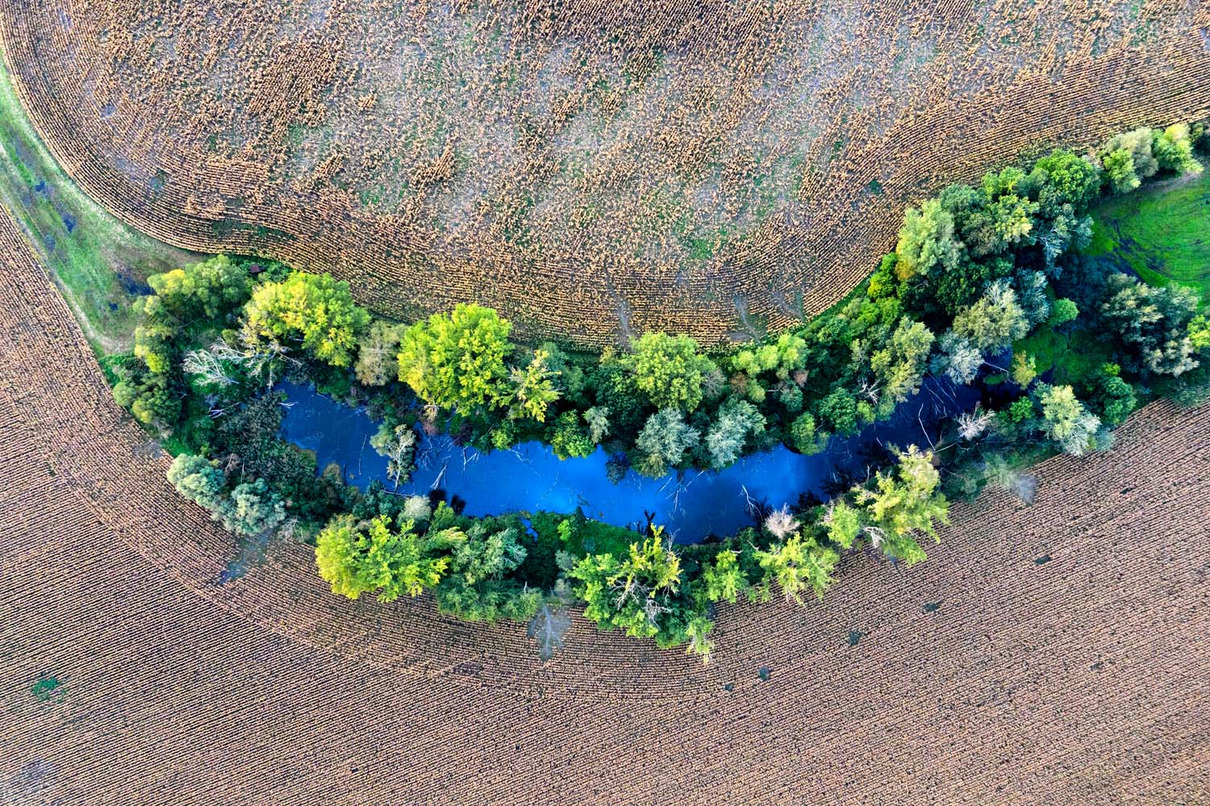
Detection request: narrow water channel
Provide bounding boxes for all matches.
[279,380,978,542]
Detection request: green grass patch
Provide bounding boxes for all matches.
[1013,325,1112,387]
[30,673,64,703]
[1088,166,1210,310]
[0,45,204,354]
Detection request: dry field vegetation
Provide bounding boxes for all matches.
[0,0,1208,344]
[2,203,1209,802]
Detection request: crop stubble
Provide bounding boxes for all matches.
[1,203,1208,803]
[1,0,1209,345]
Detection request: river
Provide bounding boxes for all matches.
[279,380,978,542]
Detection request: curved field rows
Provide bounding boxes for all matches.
[2,204,1210,802]
[1,1,1209,345]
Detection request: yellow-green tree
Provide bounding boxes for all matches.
[242,272,369,367]
[625,332,716,412]
[853,446,949,565]
[316,515,464,602]
[397,303,514,412]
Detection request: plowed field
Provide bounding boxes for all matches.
[2,1,1209,344]
[2,202,1208,803]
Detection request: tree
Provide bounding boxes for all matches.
[397,303,514,412]
[242,272,370,367]
[966,168,1040,256]
[217,478,287,537]
[549,411,594,459]
[588,357,647,438]
[853,446,950,565]
[1010,352,1038,388]
[354,321,402,386]
[568,531,683,640]
[822,500,861,549]
[951,281,1029,353]
[1100,274,1201,377]
[817,388,859,436]
[315,515,462,602]
[1035,384,1100,456]
[143,255,253,323]
[634,409,700,477]
[370,422,416,485]
[509,349,561,422]
[754,533,839,604]
[1152,123,1203,176]
[931,331,983,385]
[584,406,611,444]
[731,332,808,379]
[789,412,827,454]
[446,523,527,585]
[167,454,224,510]
[704,397,766,469]
[1049,298,1079,328]
[1100,127,1158,195]
[869,318,934,406]
[433,524,539,623]
[894,198,961,282]
[1027,149,1103,213]
[625,332,716,412]
[1092,364,1137,426]
[697,550,747,605]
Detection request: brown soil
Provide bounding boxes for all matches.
[1,1,1208,346]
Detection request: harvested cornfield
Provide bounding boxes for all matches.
[2,203,1209,803]
[2,1,1209,345]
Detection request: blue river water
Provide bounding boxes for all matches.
[279,380,978,543]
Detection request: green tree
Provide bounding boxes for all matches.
[167,454,224,510]
[1049,298,1079,327]
[242,272,370,367]
[1100,274,1202,377]
[397,303,514,411]
[1100,127,1158,195]
[817,388,859,436]
[697,550,747,605]
[217,478,287,537]
[952,281,1029,353]
[568,531,683,640]
[704,397,766,469]
[894,198,961,282]
[962,168,1040,256]
[1035,384,1100,456]
[143,255,253,322]
[1152,123,1203,176]
[823,500,862,549]
[1027,150,1103,213]
[433,524,539,623]
[509,349,561,422]
[754,533,839,604]
[549,411,594,459]
[634,409,701,477]
[625,332,716,412]
[789,412,827,454]
[869,318,934,406]
[315,515,463,602]
[1092,364,1137,426]
[853,446,950,565]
